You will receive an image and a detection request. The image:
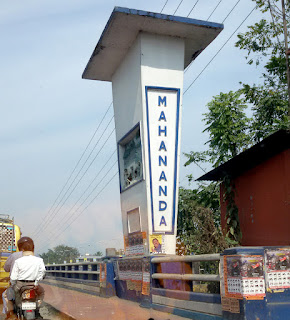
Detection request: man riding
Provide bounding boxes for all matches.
[7,237,45,319]
[2,237,25,318]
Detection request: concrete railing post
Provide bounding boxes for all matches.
[221,246,290,319]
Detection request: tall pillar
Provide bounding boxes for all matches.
[83,7,223,255]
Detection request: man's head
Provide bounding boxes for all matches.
[17,236,34,252]
[152,238,160,249]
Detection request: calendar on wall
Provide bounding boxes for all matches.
[265,248,290,289]
[224,255,265,299]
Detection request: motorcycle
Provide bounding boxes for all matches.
[14,284,41,320]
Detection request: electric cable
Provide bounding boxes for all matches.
[31,102,113,237]
[37,171,119,252]
[222,0,241,23]
[37,158,118,249]
[45,115,114,217]
[184,6,256,95]
[48,149,117,231]
[268,0,283,50]
[35,150,117,244]
[39,1,247,240]
[173,0,184,15]
[37,2,256,251]
[184,0,242,74]
[33,115,114,239]
[49,159,118,239]
[187,0,200,18]
[207,0,223,21]
[160,0,169,13]
[34,126,116,241]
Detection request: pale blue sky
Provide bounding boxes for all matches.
[0,0,266,254]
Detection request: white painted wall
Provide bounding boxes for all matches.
[112,32,185,255]
[112,36,149,242]
[140,33,184,255]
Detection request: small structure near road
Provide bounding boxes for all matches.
[82,7,223,255]
[197,129,290,246]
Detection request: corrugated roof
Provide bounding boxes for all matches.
[197,129,290,181]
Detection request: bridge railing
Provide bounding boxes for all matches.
[150,253,222,319]
[45,261,101,281]
[43,248,290,319]
[44,259,115,297]
[44,254,222,316]
[151,253,220,282]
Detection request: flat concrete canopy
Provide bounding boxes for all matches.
[82,7,223,81]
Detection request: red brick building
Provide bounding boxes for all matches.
[197,129,290,246]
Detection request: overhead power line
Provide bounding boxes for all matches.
[37,171,119,253]
[160,0,169,13]
[184,0,243,74]
[37,1,256,251]
[34,125,116,240]
[207,0,223,21]
[37,158,118,249]
[187,0,200,18]
[222,0,241,23]
[44,150,117,236]
[45,115,114,219]
[31,102,113,237]
[184,6,256,95]
[33,112,114,239]
[173,0,184,15]
[49,160,118,239]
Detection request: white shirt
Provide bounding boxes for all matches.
[10,254,45,285]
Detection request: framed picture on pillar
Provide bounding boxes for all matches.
[118,123,144,192]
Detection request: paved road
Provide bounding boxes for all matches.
[0,285,186,320]
[0,303,70,320]
[42,283,186,320]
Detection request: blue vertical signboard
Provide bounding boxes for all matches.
[145,86,181,234]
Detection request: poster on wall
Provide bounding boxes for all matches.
[224,255,265,299]
[132,259,143,292]
[221,297,240,314]
[265,248,290,289]
[149,234,165,254]
[142,259,151,296]
[113,260,119,280]
[118,260,128,281]
[117,259,143,291]
[99,263,107,287]
[124,232,146,256]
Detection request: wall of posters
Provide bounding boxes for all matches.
[221,297,240,314]
[149,234,165,254]
[124,232,146,256]
[142,259,151,296]
[224,255,265,299]
[99,263,107,288]
[117,258,151,295]
[265,248,290,289]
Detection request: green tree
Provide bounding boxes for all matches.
[186,91,251,167]
[177,187,228,254]
[236,0,289,141]
[40,245,80,264]
[178,0,289,249]
[93,251,103,256]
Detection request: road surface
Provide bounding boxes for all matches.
[0,302,71,320]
